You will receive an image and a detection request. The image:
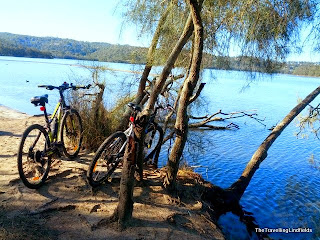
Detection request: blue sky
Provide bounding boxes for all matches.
[0,0,318,62]
[0,0,148,46]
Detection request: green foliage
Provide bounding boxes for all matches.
[297,103,320,139]
[2,32,320,76]
[0,38,53,58]
[122,0,191,67]
[0,32,147,63]
[121,0,317,73]
[209,55,285,73]
[74,94,136,151]
[68,65,136,150]
[291,64,320,76]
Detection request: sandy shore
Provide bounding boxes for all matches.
[0,107,224,240]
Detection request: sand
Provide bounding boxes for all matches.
[0,107,224,240]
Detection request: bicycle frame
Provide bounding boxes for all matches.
[41,101,63,142]
[117,121,134,155]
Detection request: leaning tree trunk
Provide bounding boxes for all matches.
[118,4,173,130]
[144,13,194,113]
[228,85,320,200]
[133,11,195,180]
[163,0,204,190]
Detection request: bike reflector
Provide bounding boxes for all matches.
[40,106,45,111]
[129,116,134,123]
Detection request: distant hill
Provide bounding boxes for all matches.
[1,32,320,77]
[0,32,147,63]
[0,36,53,59]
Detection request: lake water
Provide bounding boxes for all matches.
[0,56,319,239]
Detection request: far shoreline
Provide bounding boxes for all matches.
[1,55,320,79]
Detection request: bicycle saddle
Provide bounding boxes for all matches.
[127,102,142,112]
[31,94,49,106]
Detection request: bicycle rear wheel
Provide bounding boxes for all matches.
[144,124,163,165]
[87,132,126,187]
[60,108,83,159]
[17,124,51,189]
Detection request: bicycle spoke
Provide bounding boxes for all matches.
[18,125,51,188]
[61,109,83,158]
[87,132,126,187]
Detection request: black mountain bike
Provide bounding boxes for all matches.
[17,82,90,189]
[87,102,165,187]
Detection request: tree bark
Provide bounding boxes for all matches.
[112,136,136,228]
[135,3,173,105]
[132,10,195,181]
[144,13,194,113]
[163,0,204,190]
[228,85,320,200]
[118,4,173,130]
[92,136,136,230]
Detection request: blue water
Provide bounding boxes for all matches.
[0,56,319,239]
[0,56,144,115]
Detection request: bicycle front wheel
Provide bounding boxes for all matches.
[17,124,51,189]
[60,109,83,159]
[87,132,126,187]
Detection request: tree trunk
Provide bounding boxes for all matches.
[163,0,204,190]
[144,13,194,113]
[118,4,173,130]
[92,136,136,230]
[135,3,173,105]
[132,10,195,181]
[113,136,136,228]
[228,85,320,200]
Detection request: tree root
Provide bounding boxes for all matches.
[29,204,76,215]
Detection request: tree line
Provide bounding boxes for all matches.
[1,32,320,77]
[0,38,53,59]
[0,32,148,63]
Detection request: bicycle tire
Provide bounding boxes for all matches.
[87,131,126,187]
[60,108,83,159]
[144,124,164,165]
[17,124,51,189]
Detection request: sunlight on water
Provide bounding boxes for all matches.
[0,56,319,239]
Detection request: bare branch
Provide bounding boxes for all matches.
[161,74,184,96]
[189,109,266,128]
[163,130,175,144]
[188,82,206,105]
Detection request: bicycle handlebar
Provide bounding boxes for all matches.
[38,82,91,91]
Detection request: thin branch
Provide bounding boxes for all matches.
[161,74,184,95]
[163,130,175,144]
[188,82,206,105]
[189,109,266,128]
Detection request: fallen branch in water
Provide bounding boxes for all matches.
[189,109,265,129]
[162,110,260,142]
